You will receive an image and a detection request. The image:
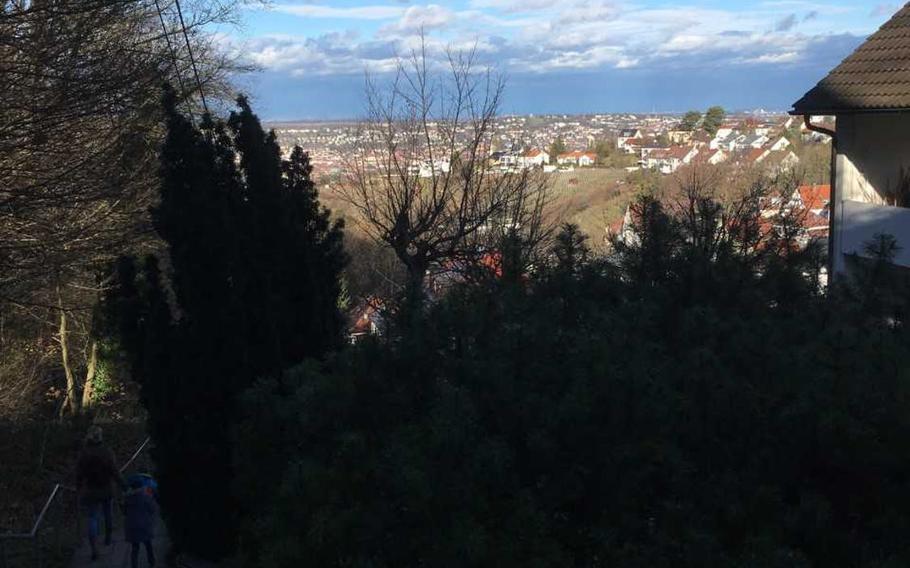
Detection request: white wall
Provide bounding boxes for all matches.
[837,200,910,270]
[836,113,910,204]
[833,113,910,274]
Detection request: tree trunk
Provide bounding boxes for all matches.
[81,340,98,411]
[398,256,429,331]
[57,286,79,417]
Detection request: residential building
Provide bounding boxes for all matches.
[617,128,644,153]
[668,130,693,144]
[557,150,598,167]
[644,146,699,174]
[735,133,770,152]
[694,149,728,165]
[799,184,831,216]
[767,136,792,152]
[518,148,550,168]
[792,3,910,275]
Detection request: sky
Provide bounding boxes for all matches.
[223,1,899,120]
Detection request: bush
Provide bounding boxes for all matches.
[234,195,910,566]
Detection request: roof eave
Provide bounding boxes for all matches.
[790,107,910,116]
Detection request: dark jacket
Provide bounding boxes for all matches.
[123,489,157,543]
[76,443,120,502]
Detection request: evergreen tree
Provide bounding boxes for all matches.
[680,110,702,131]
[105,87,346,560]
[703,106,726,136]
[548,137,567,163]
[233,178,910,567]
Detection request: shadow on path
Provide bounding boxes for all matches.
[69,519,168,568]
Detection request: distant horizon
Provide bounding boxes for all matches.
[227,1,889,122]
[263,108,795,125]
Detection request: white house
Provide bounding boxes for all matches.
[556,152,577,166]
[558,151,597,167]
[491,151,519,169]
[644,146,699,174]
[517,148,549,169]
[708,133,729,150]
[714,125,737,141]
[734,133,770,152]
[767,136,791,152]
[792,3,910,276]
[617,128,643,153]
[408,158,451,178]
[695,149,728,165]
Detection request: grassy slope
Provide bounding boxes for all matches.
[545,168,636,247]
[319,167,637,247]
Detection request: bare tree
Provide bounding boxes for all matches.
[0,0,245,417]
[338,37,550,302]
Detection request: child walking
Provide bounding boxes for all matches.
[123,474,158,568]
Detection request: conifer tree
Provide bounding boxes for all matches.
[106,87,346,560]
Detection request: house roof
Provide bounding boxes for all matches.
[693,149,726,164]
[742,133,768,146]
[745,148,770,164]
[798,184,831,211]
[648,146,694,160]
[761,150,799,170]
[803,210,830,233]
[792,3,910,114]
[557,150,596,159]
[668,146,694,159]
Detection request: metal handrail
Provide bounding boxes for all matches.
[0,485,66,541]
[0,436,152,541]
[119,437,151,474]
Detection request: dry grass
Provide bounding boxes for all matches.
[545,168,637,247]
[319,167,638,248]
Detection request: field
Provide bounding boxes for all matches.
[319,166,639,248]
[545,167,637,247]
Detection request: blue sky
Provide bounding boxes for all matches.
[223,1,898,120]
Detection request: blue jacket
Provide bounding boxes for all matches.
[123,489,157,543]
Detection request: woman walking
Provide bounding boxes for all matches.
[75,425,122,560]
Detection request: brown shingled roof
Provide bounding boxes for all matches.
[792,3,910,114]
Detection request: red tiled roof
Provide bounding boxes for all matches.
[648,146,693,160]
[798,184,831,211]
[803,210,830,233]
[745,148,769,163]
[668,146,694,160]
[557,150,595,160]
[693,149,724,164]
[793,3,910,113]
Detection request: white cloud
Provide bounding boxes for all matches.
[379,4,457,35]
[271,4,406,20]
[747,51,800,64]
[468,0,554,13]
[241,2,868,78]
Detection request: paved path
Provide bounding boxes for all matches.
[69,519,168,568]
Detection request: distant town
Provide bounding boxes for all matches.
[269,110,832,180]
